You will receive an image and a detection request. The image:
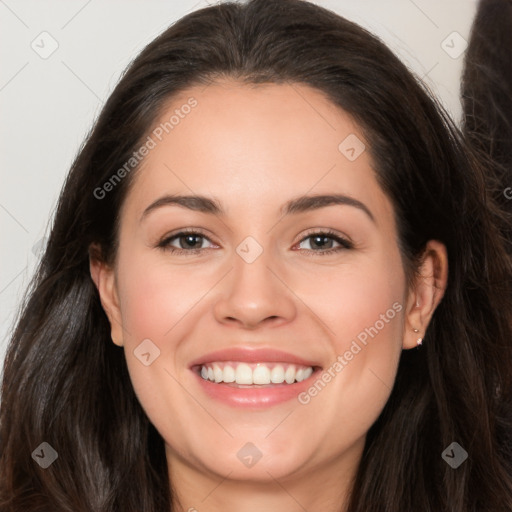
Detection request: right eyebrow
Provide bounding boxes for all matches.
[140,194,224,223]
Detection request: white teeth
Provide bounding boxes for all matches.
[252,364,271,385]
[213,363,223,383]
[235,363,253,384]
[223,365,235,383]
[199,362,315,385]
[270,365,285,383]
[284,366,295,384]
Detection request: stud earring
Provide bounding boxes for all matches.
[413,328,422,346]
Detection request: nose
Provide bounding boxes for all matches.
[213,242,297,330]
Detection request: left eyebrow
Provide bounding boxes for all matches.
[140,193,375,224]
[281,193,375,223]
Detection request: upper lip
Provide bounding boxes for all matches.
[189,347,322,368]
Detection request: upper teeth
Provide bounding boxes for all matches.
[200,362,314,385]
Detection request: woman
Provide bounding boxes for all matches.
[1,0,511,510]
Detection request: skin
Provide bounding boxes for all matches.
[90,80,448,512]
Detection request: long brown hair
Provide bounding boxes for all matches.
[1,1,511,510]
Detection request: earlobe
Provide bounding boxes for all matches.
[403,240,448,350]
[88,244,124,347]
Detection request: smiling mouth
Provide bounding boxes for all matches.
[193,361,321,386]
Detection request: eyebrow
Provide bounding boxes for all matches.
[140,193,375,223]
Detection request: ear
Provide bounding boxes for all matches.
[89,243,124,347]
[403,240,448,350]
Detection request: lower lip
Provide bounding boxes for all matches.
[192,368,321,408]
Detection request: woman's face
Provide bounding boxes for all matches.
[93,80,438,488]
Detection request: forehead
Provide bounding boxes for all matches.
[121,80,393,224]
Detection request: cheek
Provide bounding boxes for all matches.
[340,268,402,342]
[301,254,405,351]
[115,250,201,343]
[112,251,189,397]
[112,251,200,441]
[298,255,405,429]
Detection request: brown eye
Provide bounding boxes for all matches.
[157,230,215,254]
[296,230,353,255]
[173,233,205,250]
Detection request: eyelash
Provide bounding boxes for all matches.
[156,228,354,256]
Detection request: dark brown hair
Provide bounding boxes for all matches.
[462,0,512,253]
[1,0,511,510]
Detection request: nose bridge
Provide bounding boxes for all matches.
[213,233,296,328]
[234,234,273,287]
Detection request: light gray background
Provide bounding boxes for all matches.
[0,0,478,368]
